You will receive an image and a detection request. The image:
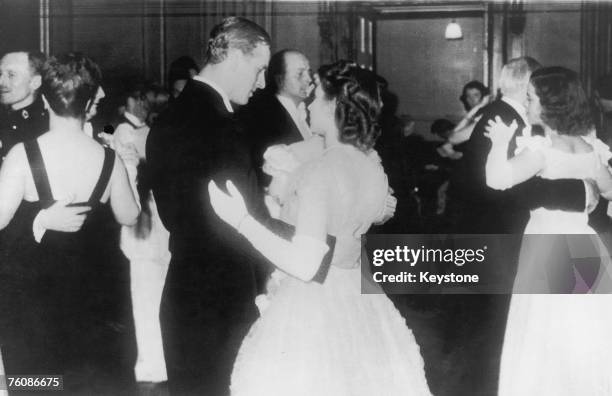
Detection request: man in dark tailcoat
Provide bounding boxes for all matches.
[238,49,313,183]
[146,17,273,396]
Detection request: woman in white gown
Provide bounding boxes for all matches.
[485,66,612,395]
[208,61,432,396]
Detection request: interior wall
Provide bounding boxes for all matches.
[5,0,591,121]
[522,2,581,72]
[68,1,147,83]
[47,0,276,90]
[0,0,41,55]
[271,2,321,70]
[376,15,485,135]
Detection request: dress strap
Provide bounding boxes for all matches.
[23,139,54,203]
[88,147,115,204]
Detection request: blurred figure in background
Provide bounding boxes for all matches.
[439,80,491,158]
[460,80,490,112]
[113,80,171,384]
[167,55,198,100]
[373,89,421,233]
[144,83,170,125]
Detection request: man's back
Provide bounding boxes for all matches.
[450,99,529,233]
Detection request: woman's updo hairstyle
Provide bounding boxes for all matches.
[42,52,101,119]
[318,60,385,152]
[530,66,593,136]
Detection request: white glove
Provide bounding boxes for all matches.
[484,117,517,191]
[239,215,329,282]
[374,188,397,225]
[208,180,248,229]
[484,117,517,148]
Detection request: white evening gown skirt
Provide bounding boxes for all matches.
[498,209,612,396]
[230,266,432,396]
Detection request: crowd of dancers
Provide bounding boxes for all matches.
[0,15,611,396]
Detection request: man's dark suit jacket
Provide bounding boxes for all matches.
[451,98,586,234]
[0,96,48,164]
[147,79,268,395]
[238,91,304,184]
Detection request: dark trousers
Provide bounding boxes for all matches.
[160,257,258,396]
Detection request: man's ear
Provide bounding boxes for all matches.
[275,75,284,92]
[31,74,42,91]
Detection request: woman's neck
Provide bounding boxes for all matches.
[48,112,84,134]
[546,126,576,141]
[323,125,341,148]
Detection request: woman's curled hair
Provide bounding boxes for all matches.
[530,66,593,136]
[318,60,384,152]
[42,53,101,119]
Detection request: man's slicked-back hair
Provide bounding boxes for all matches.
[499,56,541,97]
[203,16,271,65]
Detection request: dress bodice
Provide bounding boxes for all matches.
[280,144,388,267]
[516,135,609,234]
[3,139,119,274]
[516,134,608,180]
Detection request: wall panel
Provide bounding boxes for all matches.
[377,15,485,132]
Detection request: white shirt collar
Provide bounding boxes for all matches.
[84,122,93,139]
[276,94,311,139]
[501,96,528,125]
[124,111,145,128]
[193,75,234,113]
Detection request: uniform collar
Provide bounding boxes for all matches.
[9,95,47,121]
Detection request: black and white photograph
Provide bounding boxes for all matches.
[1,0,612,395]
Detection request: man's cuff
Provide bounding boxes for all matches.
[32,210,47,243]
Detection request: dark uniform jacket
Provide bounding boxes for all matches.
[0,95,49,165]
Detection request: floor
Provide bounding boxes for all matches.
[137,381,169,396]
[391,294,510,396]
